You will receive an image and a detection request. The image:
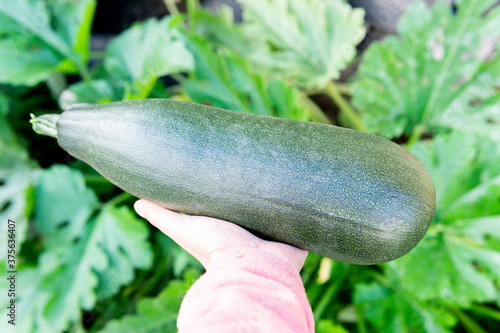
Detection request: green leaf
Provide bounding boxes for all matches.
[34,165,99,245]
[183,34,308,120]
[191,5,260,57]
[12,187,152,332]
[354,281,456,333]
[0,89,8,115]
[0,90,16,143]
[316,319,349,333]
[100,270,200,333]
[352,0,500,138]
[0,143,35,257]
[46,0,96,63]
[388,216,500,307]
[95,205,153,299]
[104,16,194,100]
[0,0,96,86]
[388,131,500,307]
[59,79,122,109]
[238,0,365,89]
[409,131,500,222]
[156,232,204,278]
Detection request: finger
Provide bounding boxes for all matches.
[134,199,196,241]
[134,199,245,267]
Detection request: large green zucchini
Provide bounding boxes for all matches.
[31,99,435,265]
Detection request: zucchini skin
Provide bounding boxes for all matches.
[57,99,435,265]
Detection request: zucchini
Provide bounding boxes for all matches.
[31,99,435,265]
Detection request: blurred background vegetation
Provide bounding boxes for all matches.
[1,0,500,332]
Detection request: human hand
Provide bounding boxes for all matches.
[134,200,308,272]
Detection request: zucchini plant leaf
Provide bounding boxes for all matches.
[0,89,8,114]
[103,16,194,100]
[354,281,456,333]
[387,215,500,307]
[0,0,96,86]
[46,0,96,62]
[352,0,500,139]
[237,0,365,89]
[410,131,500,223]
[58,79,122,109]
[59,15,193,107]
[6,165,153,332]
[100,270,200,333]
[34,165,98,245]
[191,5,260,58]
[387,131,500,307]
[0,143,35,259]
[0,91,17,144]
[182,34,308,120]
[316,319,349,333]
[94,205,154,299]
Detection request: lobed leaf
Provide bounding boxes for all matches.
[352,0,500,139]
[60,15,194,107]
[354,281,456,333]
[183,34,308,120]
[100,270,200,333]
[0,0,96,86]
[238,0,365,89]
[0,143,35,260]
[104,16,194,100]
[34,165,98,245]
[6,165,153,332]
[387,131,500,306]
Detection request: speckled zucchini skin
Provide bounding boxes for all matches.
[56,99,435,264]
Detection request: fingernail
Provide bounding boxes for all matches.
[134,200,145,217]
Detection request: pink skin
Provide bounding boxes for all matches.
[134,199,308,272]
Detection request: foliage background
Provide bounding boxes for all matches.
[1,0,500,332]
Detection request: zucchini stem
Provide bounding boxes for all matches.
[306,82,352,96]
[163,0,181,15]
[405,124,426,148]
[450,308,488,333]
[469,304,500,322]
[298,91,333,125]
[186,0,201,31]
[312,262,350,321]
[355,303,368,333]
[90,50,106,60]
[46,73,68,100]
[30,114,60,139]
[78,65,93,83]
[104,191,134,207]
[326,81,366,132]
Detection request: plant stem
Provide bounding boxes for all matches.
[90,50,106,60]
[405,124,426,148]
[298,91,333,125]
[105,191,134,207]
[325,81,366,132]
[46,73,68,100]
[171,73,187,84]
[301,254,321,288]
[313,263,350,321]
[335,82,352,95]
[306,83,352,96]
[469,304,500,322]
[186,0,200,31]
[84,175,111,184]
[79,65,93,83]
[450,308,488,333]
[355,303,368,333]
[163,0,180,15]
